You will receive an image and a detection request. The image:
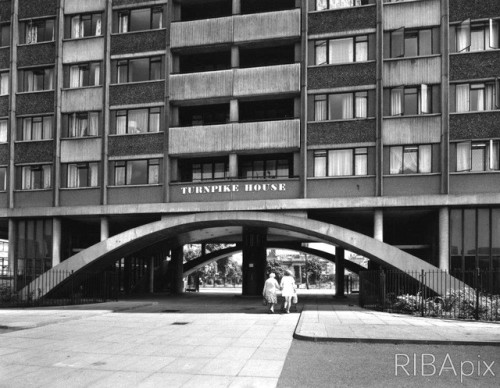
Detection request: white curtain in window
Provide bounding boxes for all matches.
[485,84,495,110]
[115,166,125,185]
[42,165,51,188]
[67,164,78,188]
[489,140,499,170]
[32,120,42,140]
[26,24,37,44]
[23,118,31,140]
[70,66,81,88]
[46,69,54,90]
[314,154,327,177]
[93,64,100,86]
[95,17,102,36]
[390,147,403,174]
[476,87,485,111]
[420,84,429,114]
[22,167,31,189]
[128,110,148,133]
[118,14,128,33]
[355,94,367,118]
[456,142,471,171]
[0,73,8,95]
[403,148,418,173]
[90,163,98,187]
[341,93,353,119]
[149,112,160,132]
[89,112,99,136]
[315,98,327,121]
[470,29,485,51]
[354,152,367,175]
[419,145,432,173]
[456,84,470,112]
[26,72,34,92]
[43,117,52,139]
[148,164,159,184]
[0,120,7,143]
[456,22,470,52]
[329,38,353,64]
[329,149,352,176]
[78,116,88,137]
[490,19,499,49]
[317,0,328,10]
[71,16,81,38]
[330,0,352,9]
[68,114,76,137]
[116,116,127,135]
[390,88,403,116]
[315,41,327,65]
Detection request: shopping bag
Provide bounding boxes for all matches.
[292,293,298,304]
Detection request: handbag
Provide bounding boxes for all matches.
[262,298,268,306]
[292,293,298,304]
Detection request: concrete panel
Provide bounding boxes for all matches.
[108,185,163,204]
[450,173,500,195]
[14,190,53,208]
[64,0,106,13]
[383,56,441,87]
[383,115,441,145]
[384,0,441,30]
[25,211,466,298]
[308,177,376,198]
[62,38,105,64]
[171,17,233,48]
[170,70,233,101]
[0,192,7,208]
[60,138,102,163]
[234,64,300,96]
[234,9,301,42]
[169,124,233,155]
[61,87,103,112]
[384,175,441,196]
[60,188,101,206]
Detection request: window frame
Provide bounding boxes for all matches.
[314,90,373,121]
[117,6,163,33]
[238,155,292,180]
[0,23,10,47]
[113,159,161,186]
[67,61,101,88]
[112,107,162,135]
[313,34,372,65]
[67,13,102,39]
[313,147,369,177]
[17,115,53,141]
[115,56,162,84]
[62,111,100,138]
[19,164,52,190]
[451,81,497,113]
[0,71,8,96]
[389,144,432,175]
[450,18,500,53]
[20,18,55,44]
[0,119,7,143]
[455,140,500,172]
[64,162,99,188]
[386,84,437,116]
[386,26,438,58]
[316,0,375,11]
[18,67,54,92]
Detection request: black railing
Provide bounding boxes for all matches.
[359,269,500,321]
[0,269,119,308]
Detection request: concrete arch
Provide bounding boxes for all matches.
[23,211,464,297]
[183,243,366,277]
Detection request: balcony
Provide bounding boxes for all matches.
[63,38,104,64]
[61,87,103,112]
[170,64,300,101]
[171,9,300,48]
[169,119,300,155]
[383,115,441,145]
[383,56,441,87]
[384,0,441,30]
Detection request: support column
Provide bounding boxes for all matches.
[231,46,239,68]
[230,99,239,122]
[170,247,184,294]
[242,227,267,296]
[100,216,109,241]
[124,258,131,294]
[52,217,61,268]
[8,219,16,278]
[232,0,241,15]
[374,209,383,241]
[229,153,238,178]
[439,207,450,272]
[335,247,345,297]
[149,256,155,293]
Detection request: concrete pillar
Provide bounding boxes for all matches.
[374,209,383,241]
[100,217,109,242]
[229,153,238,178]
[439,207,450,272]
[7,219,16,276]
[171,106,179,126]
[294,42,301,62]
[231,46,239,68]
[149,256,155,293]
[124,258,131,294]
[170,158,178,181]
[230,99,239,122]
[52,217,61,268]
[335,247,345,297]
[232,0,241,15]
[242,228,267,296]
[170,247,184,294]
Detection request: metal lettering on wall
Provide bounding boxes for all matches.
[180,183,286,195]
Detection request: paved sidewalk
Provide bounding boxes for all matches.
[294,294,500,345]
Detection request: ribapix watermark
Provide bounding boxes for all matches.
[395,353,496,383]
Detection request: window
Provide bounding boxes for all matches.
[316,0,375,11]
[0,119,7,143]
[314,148,368,177]
[450,19,500,53]
[19,165,51,190]
[180,158,229,182]
[0,72,8,95]
[117,7,163,33]
[18,67,54,92]
[456,140,500,172]
[63,112,100,138]
[385,84,440,116]
[385,27,440,58]
[112,108,161,134]
[113,159,160,185]
[239,155,292,179]
[314,35,374,65]
[314,91,374,121]
[67,62,101,88]
[389,145,432,174]
[0,24,10,47]
[451,82,496,113]
[20,19,54,44]
[68,13,102,38]
[18,116,53,141]
[64,163,99,188]
[0,166,5,191]
[116,57,162,83]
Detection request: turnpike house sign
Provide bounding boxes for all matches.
[180,183,287,195]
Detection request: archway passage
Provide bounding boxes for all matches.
[22,211,465,299]
[182,243,366,277]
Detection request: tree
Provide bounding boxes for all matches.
[266,259,287,281]
[305,256,323,287]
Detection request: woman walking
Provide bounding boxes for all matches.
[262,272,280,313]
[280,270,296,313]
